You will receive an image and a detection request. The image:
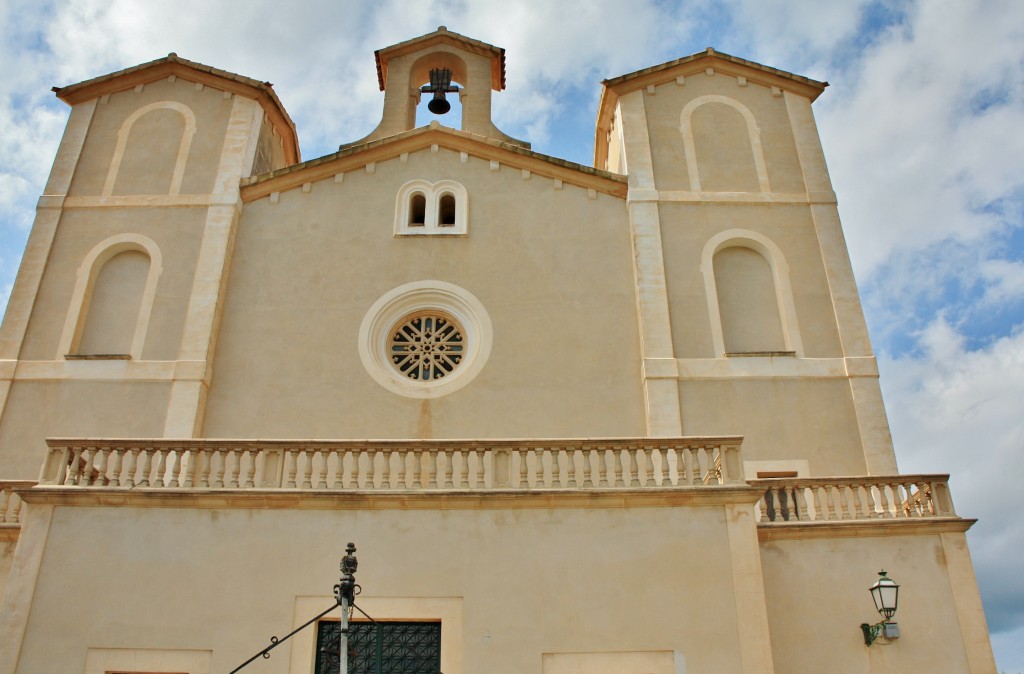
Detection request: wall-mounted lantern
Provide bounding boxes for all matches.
[861,570,900,646]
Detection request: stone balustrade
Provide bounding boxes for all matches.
[39,437,746,491]
[749,475,956,523]
[0,481,34,525]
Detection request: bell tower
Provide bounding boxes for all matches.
[353,26,527,147]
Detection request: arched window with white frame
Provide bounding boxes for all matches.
[59,234,164,360]
[701,229,803,357]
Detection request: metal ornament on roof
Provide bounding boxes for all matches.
[422,68,459,115]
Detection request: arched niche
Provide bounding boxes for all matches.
[103,101,197,196]
[680,95,770,193]
[59,234,164,359]
[700,229,803,356]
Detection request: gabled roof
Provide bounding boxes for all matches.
[239,122,625,202]
[52,53,300,164]
[375,26,506,91]
[594,48,828,169]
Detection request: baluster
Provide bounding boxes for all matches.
[594,446,608,487]
[121,448,138,488]
[906,481,921,517]
[450,449,464,488]
[442,449,455,488]
[850,482,869,519]
[876,482,893,518]
[795,485,810,521]
[241,449,256,488]
[282,450,297,488]
[296,449,311,489]
[344,450,358,489]
[513,450,525,488]
[377,449,391,490]
[181,447,195,489]
[396,449,408,489]
[151,449,167,488]
[66,446,82,485]
[640,446,654,487]
[311,449,326,489]
[81,447,97,486]
[209,450,225,488]
[195,449,210,488]
[580,448,593,488]
[135,450,152,487]
[549,447,561,488]
[162,447,178,488]
[361,448,375,490]
[427,449,439,489]
[624,448,638,487]
[10,493,24,524]
[473,450,485,489]
[607,447,621,488]
[533,447,545,488]
[765,486,780,521]
[411,450,423,490]
[334,450,348,489]
[565,448,578,488]
[93,447,111,486]
[0,489,10,523]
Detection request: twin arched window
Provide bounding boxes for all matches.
[395,180,467,235]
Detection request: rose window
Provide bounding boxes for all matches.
[389,314,465,380]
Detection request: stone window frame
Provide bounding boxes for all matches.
[700,228,803,358]
[394,180,468,235]
[58,233,164,360]
[103,101,197,197]
[358,281,491,399]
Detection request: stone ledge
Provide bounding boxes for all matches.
[757,517,974,541]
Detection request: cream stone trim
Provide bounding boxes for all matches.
[680,95,771,193]
[83,647,211,674]
[619,92,683,437]
[674,356,877,379]
[394,179,469,235]
[653,190,836,204]
[63,194,238,209]
[543,651,686,673]
[939,532,1000,673]
[756,517,972,542]
[743,459,809,480]
[0,100,96,370]
[724,501,776,674]
[103,101,197,197]
[0,503,54,674]
[358,281,492,399]
[700,229,803,357]
[58,234,164,360]
[0,359,206,382]
[288,596,463,674]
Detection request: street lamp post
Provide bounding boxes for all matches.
[335,543,359,674]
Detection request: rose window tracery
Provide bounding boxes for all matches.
[389,314,464,380]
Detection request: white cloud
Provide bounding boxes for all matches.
[882,317,1024,646]
[0,0,1023,668]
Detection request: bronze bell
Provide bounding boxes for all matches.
[428,91,451,115]
[421,67,458,115]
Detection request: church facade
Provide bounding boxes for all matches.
[0,28,997,673]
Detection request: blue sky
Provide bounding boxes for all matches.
[1,0,1022,669]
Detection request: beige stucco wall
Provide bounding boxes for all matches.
[660,202,842,359]
[0,381,170,478]
[18,208,205,361]
[202,147,646,439]
[14,497,752,674]
[643,74,805,194]
[760,528,992,673]
[67,78,234,197]
[679,379,866,476]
